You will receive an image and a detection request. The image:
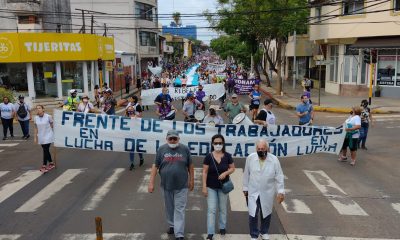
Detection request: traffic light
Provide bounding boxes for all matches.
[363,49,370,64]
[371,49,377,64]
[98,58,103,70]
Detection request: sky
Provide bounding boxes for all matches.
[158,0,220,44]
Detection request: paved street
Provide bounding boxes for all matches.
[0,94,399,240]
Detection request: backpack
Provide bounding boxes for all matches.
[17,104,28,118]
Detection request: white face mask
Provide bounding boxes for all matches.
[168,143,178,149]
[213,145,223,151]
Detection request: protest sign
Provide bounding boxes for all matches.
[140,83,225,106]
[54,110,346,158]
[234,79,255,94]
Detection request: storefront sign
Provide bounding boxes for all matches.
[54,110,346,158]
[105,61,113,72]
[0,33,114,63]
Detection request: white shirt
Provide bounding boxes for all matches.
[345,115,361,138]
[243,152,285,217]
[34,113,54,145]
[14,102,31,121]
[77,102,94,113]
[0,103,14,119]
[203,115,224,125]
[260,109,276,125]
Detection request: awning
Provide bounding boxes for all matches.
[350,36,400,49]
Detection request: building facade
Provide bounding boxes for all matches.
[309,0,400,98]
[162,23,197,40]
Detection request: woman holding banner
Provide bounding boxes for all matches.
[202,134,235,240]
[249,84,262,121]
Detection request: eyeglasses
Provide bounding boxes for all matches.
[213,142,224,145]
[168,137,178,141]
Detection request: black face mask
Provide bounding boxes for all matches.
[257,151,266,158]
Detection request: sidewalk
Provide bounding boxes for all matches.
[259,74,400,114]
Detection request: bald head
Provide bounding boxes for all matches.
[256,139,269,151]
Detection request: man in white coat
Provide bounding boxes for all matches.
[243,139,285,240]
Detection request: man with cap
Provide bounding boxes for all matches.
[14,95,32,139]
[77,95,94,113]
[62,89,80,111]
[103,88,117,115]
[254,99,276,126]
[182,92,203,122]
[148,130,194,240]
[225,93,247,124]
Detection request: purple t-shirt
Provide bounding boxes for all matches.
[158,104,172,119]
[196,90,206,102]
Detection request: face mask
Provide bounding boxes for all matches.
[168,143,178,149]
[214,145,223,151]
[127,111,134,115]
[257,151,266,158]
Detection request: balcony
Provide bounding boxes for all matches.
[7,0,40,12]
[140,46,158,55]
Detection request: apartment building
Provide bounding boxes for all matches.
[309,0,400,98]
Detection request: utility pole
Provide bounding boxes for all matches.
[103,23,107,37]
[91,15,94,34]
[292,30,296,89]
[81,9,85,33]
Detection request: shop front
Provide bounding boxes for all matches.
[0,32,114,100]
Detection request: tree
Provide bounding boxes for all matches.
[207,0,308,91]
[172,12,181,26]
[210,35,251,68]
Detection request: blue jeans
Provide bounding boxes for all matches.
[19,120,30,137]
[249,197,271,238]
[161,187,188,238]
[207,187,228,235]
[129,152,144,165]
[359,123,369,147]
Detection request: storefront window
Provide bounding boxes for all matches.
[377,56,396,86]
[344,56,351,83]
[329,45,339,83]
[61,62,84,96]
[0,63,27,91]
[33,62,58,98]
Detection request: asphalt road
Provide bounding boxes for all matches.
[0,94,399,240]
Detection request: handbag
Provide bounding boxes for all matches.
[210,153,234,194]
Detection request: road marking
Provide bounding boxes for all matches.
[282,199,312,214]
[229,168,248,212]
[0,143,19,147]
[82,168,125,211]
[304,170,368,216]
[0,170,42,205]
[0,150,4,153]
[15,169,85,212]
[62,233,146,240]
[286,235,400,240]
[137,169,151,193]
[0,235,22,240]
[0,171,9,178]
[391,203,400,214]
[187,168,203,211]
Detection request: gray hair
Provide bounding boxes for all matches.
[256,139,269,149]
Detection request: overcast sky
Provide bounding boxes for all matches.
[158,0,220,44]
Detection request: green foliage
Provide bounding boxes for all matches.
[172,12,181,25]
[210,35,251,67]
[0,87,14,102]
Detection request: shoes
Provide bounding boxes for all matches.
[262,233,270,240]
[175,238,184,240]
[361,146,368,150]
[139,158,144,166]
[338,156,348,162]
[2,137,7,140]
[206,234,213,240]
[25,135,30,140]
[129,163,135,171]
[40,166,48,173]
[47,163,56,170]
[10,135,14,138]
[251,238,258,240]
[219,229,226,235]
[167,227,174,235]
[350,160,356,166]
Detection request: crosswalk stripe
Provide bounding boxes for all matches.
[82,168,125,211]
[0,143,19,147]
[304,170,368,216]
[62,233,146,240]
[0,150,4,153]
[391,203,400,215]
[15,169,85,212]
[137,169,151,193]
[0,235,21,240]
[282,199,312,214]
[229,168,248,212]
[0,171,9,178]
[0,170,42,205]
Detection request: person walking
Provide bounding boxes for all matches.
[125,73,132,94]
[14,95,32,139]
[125,105,144,170]
[296,95,314,125]
[182,93,203,122]
[243,139,285,240]
[202,134,235,240]
[61,89,80,111]
[224,94,247,124]
[254,99,276,127]
[203,108,224,126]
[34,105,55,173]
[249,84,261,121]
[1,96,15,140]
[77,95,94,113]
[156,99,176,120]
[359,99,373,150]
[148,130,194,240]
[338,107,362,166]
[103,89,117,115]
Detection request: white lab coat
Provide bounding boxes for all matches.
[243,152,285,217]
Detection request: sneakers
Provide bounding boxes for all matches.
[167,227,174,235]
[129,163,135,171]
[40,166,48,173]
[2,137,7,140]
[47,163,56,170]
[262,233,270,240]
[139,158,144,166]
[219,229,226,235]
[206,234,213,240]
[338,156,348,162]
[24,135,30,140]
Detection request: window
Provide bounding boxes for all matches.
[18,15,40,24]
[139,31,157,46]
[329,45,339,83]
[342,0,364,15]
[135,2,154,21]
[395,0,400,11]
[315,7,322,23]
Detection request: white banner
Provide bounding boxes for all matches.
[207,63,226,73]
[140,83,226,106]
[54,110,346,158]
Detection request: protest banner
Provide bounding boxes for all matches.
[208,63,225,73]
[234,79,256,95]
[140,83,225,106]
[54,110,346,158]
